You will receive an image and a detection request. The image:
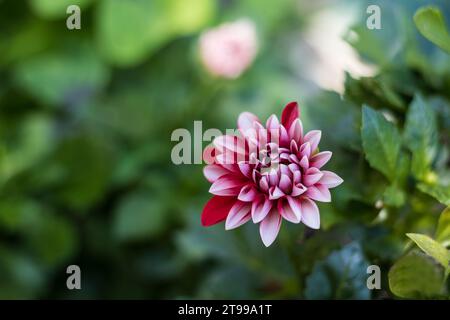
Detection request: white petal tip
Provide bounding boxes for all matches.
[303,221,320,229]
[262,238,275,247]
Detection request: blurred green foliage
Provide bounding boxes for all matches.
[0,0,449,299]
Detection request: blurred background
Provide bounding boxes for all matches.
[0,0,449,299]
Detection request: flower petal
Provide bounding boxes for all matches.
[305,184,331,202]
[278,197,301,223]
[216,162,240,174]
[303,130,321,153]
[299,142,311,159]
[281,101,299,131]
[300,197,320,229]
[290,140,299,154]
[203,164,229,183]
[238,111,260,132]
[279,125,290,147]
[299,155,309,169]
[279,164,291,177]
[209,174,247,196]
[292,170,301,184]
[251,196,272,223]
[288,118,303,144]
[286,196,302,220]
[253,169,262,184]
[201,196,236,226]
[238,162,252,178]
[202,144,216,165]
[259,208,282,247]
[288,163,300,174]
[238,184,258,202]
[278,174,292,194]
[266,114,280,130]
[269,186,284,200]
[253,122,268,146]
[213,135,246,156]
[310,151,332,169]
[319,171,344,188]
[215,151,238,165]
[268,169,279,186]
[303,167,324,186]
[289,154,300,164]
[225,201,251,230]
[280,153,290,162]
[259,175,269,192]
[291,183,307,196]
[243,128,258,147]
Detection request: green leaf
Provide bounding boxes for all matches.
[414,6,450,54]
[0,20,54,66]
[344,25,389,65]
[113,191,168,241]
[96,0,214,66]
[436,207,450,246]
[14,42,109,106]
[361,106,401,181]
[394,152,411,186]
[389,251,445,299]
[24,213,78,266]
[0,247,45,299]
[404,95,438,180]
[51,135,115,210]
[197,266,261,299]
[0,199,36,232]
[304,242,370,299]
[96,0,168,66]
[345,75,406,113]
[2,114,54,180]
[406,233,449,269]
[305,91,360,151]
[418,183,450,206]
[344,1,410,66]
[92,89,162,141]
[167,0,215,35]
[383,184,406,208]
[29,0,92,19]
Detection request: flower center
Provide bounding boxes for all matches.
[250,143,305,198]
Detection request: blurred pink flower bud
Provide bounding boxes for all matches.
[199,19,258,79]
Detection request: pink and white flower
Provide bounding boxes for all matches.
[199,18,258,79]
[201,102,343,247]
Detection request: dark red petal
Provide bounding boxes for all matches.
[201,196,236,226]
[281,101,299,130]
